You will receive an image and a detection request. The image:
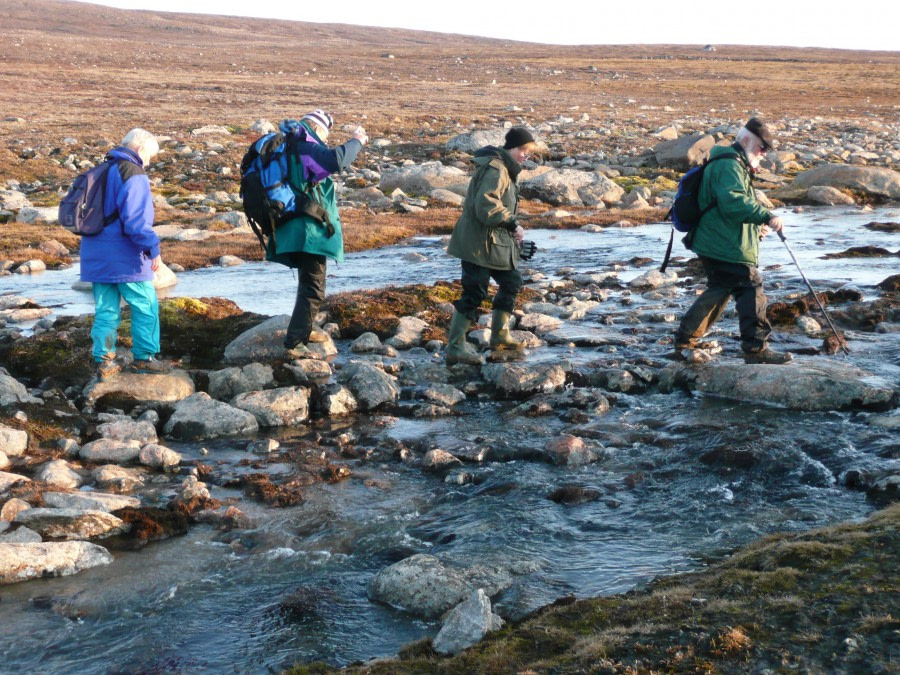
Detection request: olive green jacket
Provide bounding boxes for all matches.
[446,147,519,271]
[690,144,772,266]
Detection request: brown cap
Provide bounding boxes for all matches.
[744,117,774,151]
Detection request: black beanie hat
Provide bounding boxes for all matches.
[503,127,536,150]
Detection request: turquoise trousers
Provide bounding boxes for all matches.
[90,281,160,362]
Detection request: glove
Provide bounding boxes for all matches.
[503,217,519,232]
[519,240,537,261]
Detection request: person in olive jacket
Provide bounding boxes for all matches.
[267,110,368,359]
[674,118,791,364]
[445,127,537,366]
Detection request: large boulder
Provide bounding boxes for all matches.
[385,316,429,350]
[315,384,358,416]
[379,162,468,195]
[34,460,83,489]
[164,392,259,440]
[519,169,623,206]
[667,360,896,412]
[433,589,505,656]
[207,363,274,401]
[791,164,900,200]
[223,315,337,364]
[95,416,158,444]
[367,553,515,619]
[339,363,400,411]
[14,508,128,540]
[82,370,195,406]
[232,387,310,427]
[0,541,113,584]
[653,133,716,170]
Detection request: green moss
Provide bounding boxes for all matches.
[0,315,95,387]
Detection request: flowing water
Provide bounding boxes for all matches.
[0,206,897,672]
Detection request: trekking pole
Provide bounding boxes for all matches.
[777,230,850,355]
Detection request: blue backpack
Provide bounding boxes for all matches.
[660,153,737,272]
[58,161,121,236]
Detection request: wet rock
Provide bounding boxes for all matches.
[241,474,303,507]
[482,363,566,398]
[866,475,899,502]
[350,332,383,353]
[516,313,563,335]
[791,164,900,200]
[164,392,259,440]
[0,369,41,406]
[700,445,760,469]
[284,359,333,386]
[417,384,466,407]
[667,361,896,412]
[877,274,900,292]
[543,325,634,347]
[314,384,358,416]
[207,363,274,401]
[423,449,463,472]
[433,588,504,656]
[91,465,146,493]
[0,542,113,585]
[43,491,139,512]
[544,435,597,466]
[385,316,429,350]
[339,363,400,411]
[522,300,598,320]
[547,485,603,505]
[96,416,158,444]
[367,553,515,619]
[232,387,310,427]
[35,460,83,489]
[83,370,195,406]
[105,507,189,550]
[629,269,679,290]
[79,438,142,464]
[179,476,210,500]
[138,443,182,469]
[14,508,128,540]
[247,438,280,454]
[0,425,28,457]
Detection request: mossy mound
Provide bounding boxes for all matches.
[323,282,541,341]
[157,296,266,367]
[822,246,900,260]
[0,315,95,388]
[0,402,88,457]
[324,504,898,674]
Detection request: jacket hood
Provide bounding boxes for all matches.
[474,145,521,182]
[106,147,144,167]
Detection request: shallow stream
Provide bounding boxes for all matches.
[0,206,897,672]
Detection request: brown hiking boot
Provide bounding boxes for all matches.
[126,357,171,375]
[97,358,121,381]
[743,348,793,365]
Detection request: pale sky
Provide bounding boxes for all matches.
[90,0,899,51]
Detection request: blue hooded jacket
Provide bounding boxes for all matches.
[79,147,160,283]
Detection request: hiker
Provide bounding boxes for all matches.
[673,118,791,364]
[80,128,168,379]
[267,110,368,359]
[445,127,537,366]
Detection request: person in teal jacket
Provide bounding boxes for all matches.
[674,118,791,364]
[266,110,368,358]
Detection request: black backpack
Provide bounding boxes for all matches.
[660,153,738,272]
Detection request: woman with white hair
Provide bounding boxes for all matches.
[79,127,168,378]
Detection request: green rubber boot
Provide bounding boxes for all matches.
[445,311,484,366]
[489,309,523,350]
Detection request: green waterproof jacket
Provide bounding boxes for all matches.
[689,143,772,266]
[266,122,361,265]
[446,146,520,271]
